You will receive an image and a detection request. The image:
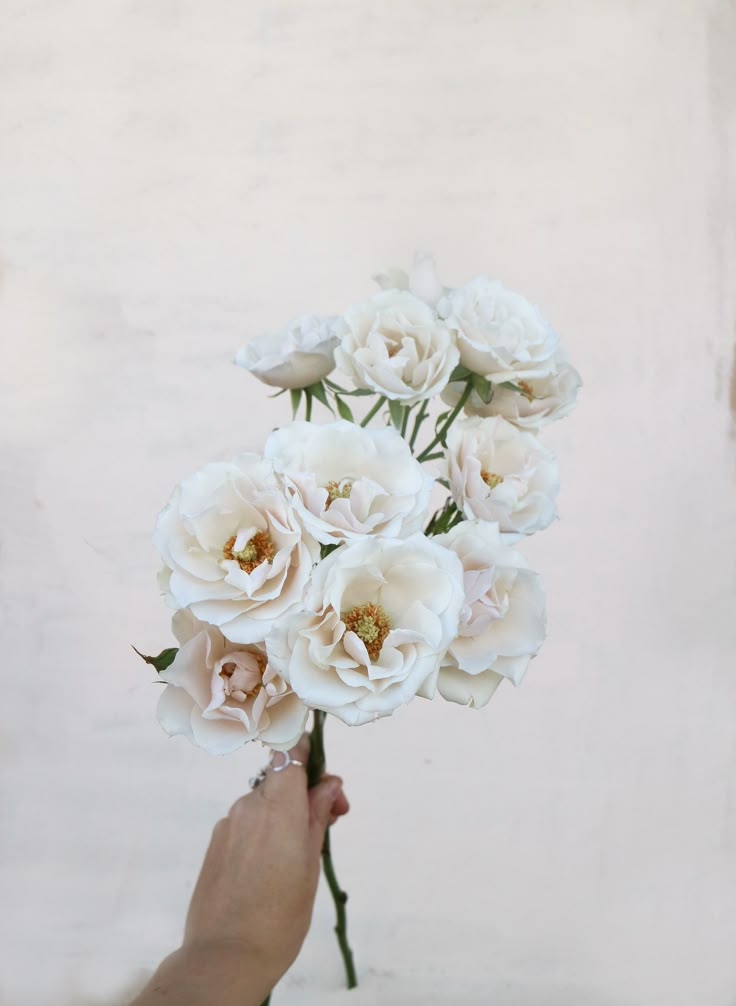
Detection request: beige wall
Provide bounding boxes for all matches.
[2,2,736,1004]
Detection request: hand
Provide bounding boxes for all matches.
[131,734,349,1006]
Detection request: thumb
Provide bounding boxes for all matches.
[308,775,343,849]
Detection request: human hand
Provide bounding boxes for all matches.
[131,734,349,1006]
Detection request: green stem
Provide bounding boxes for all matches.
[360,395,386,428]
[400,404,412,438]
[308,710,358,988]
[417,382,472,461]
[305,392,313,422]
[409,399,429,449]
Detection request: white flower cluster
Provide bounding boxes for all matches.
[146,253,580,754]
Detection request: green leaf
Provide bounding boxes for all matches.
[434,410,450,431]
[268,388,288,399]
[335,396,355,422]
[307,381,333,412]
[388,399,404,428]
[448,364,472,383]
[324,378,350,394]
[471,373,493,404]
[290,388,302,417]
[500,381,524,393]
[132,645,178,673]
[344,387,375,397]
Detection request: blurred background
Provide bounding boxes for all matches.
[1,2,735,1004]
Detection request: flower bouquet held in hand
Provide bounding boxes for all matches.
[136,253,581,998]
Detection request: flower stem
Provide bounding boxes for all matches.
[409,399,429,449]
[305,391,313,422]
[308,710,358,989]
[360,395,386,427]
[417,382,472,461]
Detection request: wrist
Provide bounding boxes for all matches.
[132,940,279,1006]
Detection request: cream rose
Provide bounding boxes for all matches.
[235,314,339,389]
[442,350,582,432]
[438,277,559,384]
[264,420,434,545]
[154,453,319,644]
[433,521,546,708]
[335,290,459,405]
[445,415,559,536]
[156,610,308,754]
[267,535,465,726]
[373,251,446,308]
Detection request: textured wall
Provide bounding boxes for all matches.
[1,2,735,1004]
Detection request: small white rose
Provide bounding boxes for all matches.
[442,350,582,433]
[264,420,434,545]
[438,277,559,385]
[445,415,559,536]
[267,535,465,726]
[235,314,339,389]
[433,521,547,708]
[335,290,459,405]
[156,610,308,754]
[154,452,319,644]
[373,251,446,308]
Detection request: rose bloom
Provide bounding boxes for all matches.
[154,452,318,644]
[335,289,459,405]
[157,610,308,754]
[433,521,546,708]
[373,251,446,308]
[264,419,433,545]
[438,277,559,384]
[445,415,559,536]
[267,535,465,726]
[442,350,582,433]
[235,314,339,389]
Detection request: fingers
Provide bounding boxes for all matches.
[256,734,311,804]
[308,774,348,853]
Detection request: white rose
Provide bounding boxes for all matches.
[267,535,465,726]
[433,521,546,708]
[445,415,559,536]
[373,251,446,308]
[264,420,434,545]
[156,610,309,754]
[335,290,459,405]
[154,453,319,644]
[235,314,339,389]
[438,277,559,384]
[442,350,582,432]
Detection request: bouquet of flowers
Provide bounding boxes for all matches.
[136,252,580,998]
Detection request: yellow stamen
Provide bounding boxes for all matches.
[223,531,275,573]
[325,480,353,506]
[481,470,504,490]
[343,603,392,661]
[517,380,535,402]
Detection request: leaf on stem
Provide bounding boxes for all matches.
[335,397,355,422]
[388,398,404,429]
[132,645,178,673]
[471,373,493,404]
[449,364,472,383]
[290,388,302,418]
[307,381,334,413]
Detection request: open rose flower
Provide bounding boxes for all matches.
[235,314,339,389]
[156,610,308,754]
[335,290,459,404]
[442,349,582,432]
[438,277,559,385]
[154,452,319,644]
[433,521,546,708]
[373,251,447,308]
[264,420,434,545]
[445,415,559,536]
[267,535,465,726]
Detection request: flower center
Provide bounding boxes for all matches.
[219,654,266,703]
[325,479,353,506]
[481,470,504,490]
[517,380,535,402]
[343,603,391,661]
[223,531,275,573]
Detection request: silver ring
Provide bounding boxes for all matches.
[270,750,306,773]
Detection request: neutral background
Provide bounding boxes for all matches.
[2,2,736,1004]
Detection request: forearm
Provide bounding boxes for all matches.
[130,941,277,1006]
